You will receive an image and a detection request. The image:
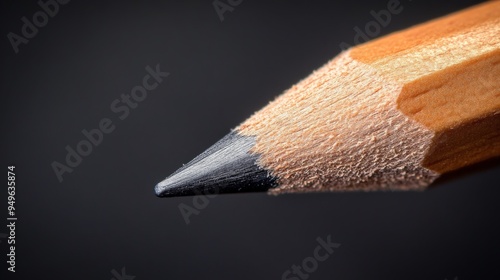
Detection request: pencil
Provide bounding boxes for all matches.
[155,1,500,197]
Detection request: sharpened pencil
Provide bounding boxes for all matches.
[155,1,500,197]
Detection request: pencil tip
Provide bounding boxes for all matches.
[155,131,276,197]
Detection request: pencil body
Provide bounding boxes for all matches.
[155,2,500,197]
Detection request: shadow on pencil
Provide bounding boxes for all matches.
[429,156,500,188]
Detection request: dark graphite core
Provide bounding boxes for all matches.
[154,131,277,197]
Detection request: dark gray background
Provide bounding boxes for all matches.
[1,0,499,279]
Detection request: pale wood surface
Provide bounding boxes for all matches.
[353,1,500,173]
[237,1,500,194]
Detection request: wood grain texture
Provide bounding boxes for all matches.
[237,1,500,194]
[353,1,500,173]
